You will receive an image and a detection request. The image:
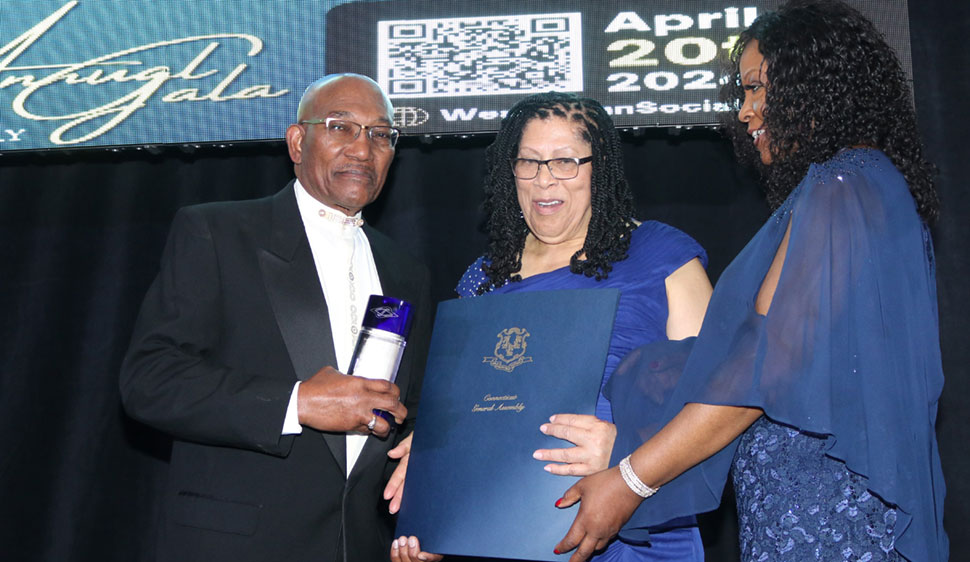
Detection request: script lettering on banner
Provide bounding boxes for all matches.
[0,1,288,146]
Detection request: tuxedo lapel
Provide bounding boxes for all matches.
[368,232,410,300]
[258,182,346,475]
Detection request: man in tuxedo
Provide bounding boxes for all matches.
[120,74,432,561]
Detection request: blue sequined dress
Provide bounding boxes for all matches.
[457,221,707,561]
[605,149,947,561]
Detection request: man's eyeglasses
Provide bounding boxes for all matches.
[510,156,594,180]
[299,118,400,149]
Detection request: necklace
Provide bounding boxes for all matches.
[317,207,364,342]
[348,248,359,342]
[317,208,364,228]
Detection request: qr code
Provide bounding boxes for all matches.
[377,13,583,98]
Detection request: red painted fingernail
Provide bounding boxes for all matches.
[554,548,561,555]
[555,497,563,507]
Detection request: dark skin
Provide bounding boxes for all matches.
[553,403,762,560]
[285,75,407,436]
[553,47,779,555]
[298,366,405,437]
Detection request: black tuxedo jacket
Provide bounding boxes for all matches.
[121,182,432,562]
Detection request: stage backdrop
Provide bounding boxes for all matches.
[1,0,910,149]
[0,1,967,561]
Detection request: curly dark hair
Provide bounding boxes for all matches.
[720,0,938,221]
[476,93,637,294]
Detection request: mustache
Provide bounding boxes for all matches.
[333,164,376,182]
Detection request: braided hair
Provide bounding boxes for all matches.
[721,0,938,221]
[476,93,637,294]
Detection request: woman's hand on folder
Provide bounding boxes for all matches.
[384,432,412,513]
[553,467,641,562]
[391,535,443,562]
[534,414,616,476]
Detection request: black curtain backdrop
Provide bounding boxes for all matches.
[1,2,966,560]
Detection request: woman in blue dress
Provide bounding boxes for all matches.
[553,2,947,561]
[387,93,713,561]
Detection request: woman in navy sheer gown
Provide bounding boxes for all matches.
[552,2,947,561]
[387,93,713,561]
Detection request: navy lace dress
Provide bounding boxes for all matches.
[457,221,707,561]
[733,417,899,560]
[605,149,947,561]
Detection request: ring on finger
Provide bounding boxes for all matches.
[367,415,377,432]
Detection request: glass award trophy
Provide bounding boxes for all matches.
[347,295,414,421]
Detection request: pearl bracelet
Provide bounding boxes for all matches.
[618,454,659,498]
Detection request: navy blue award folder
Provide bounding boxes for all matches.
[396,289,620,561]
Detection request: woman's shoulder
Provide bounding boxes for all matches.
[628,221,708,270]
[455,256,487,297]
[806,149,903,189]
[798,148,911,213]
[632,220,696,243]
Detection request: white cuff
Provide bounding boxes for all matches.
[281,381,303,435]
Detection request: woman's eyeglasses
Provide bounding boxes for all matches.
[510,156,593,180]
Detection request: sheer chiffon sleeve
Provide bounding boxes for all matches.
[606,152,946,559]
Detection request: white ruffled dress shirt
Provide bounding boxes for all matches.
[281,180,383,475]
